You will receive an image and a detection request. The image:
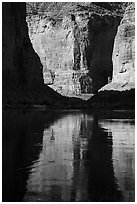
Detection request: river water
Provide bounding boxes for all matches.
[2,110,135,202]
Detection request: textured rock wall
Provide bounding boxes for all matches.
[27,15,77,96]
[101,3,135,91]
[2,2,65,107]
[27,10,120,97]
[85,14,120,93]
[112,3,135,89]
[87,3,135,109]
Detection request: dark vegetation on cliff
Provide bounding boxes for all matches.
[86,89,135,110]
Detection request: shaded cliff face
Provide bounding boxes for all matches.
[27,3,121,97]
[85,14,120,93]
[2,3,43,88]
[2,3,44,107]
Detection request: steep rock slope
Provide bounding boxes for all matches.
[100,3,135,91]
[87,3,135,109]
[3,2,45,107]
[112,3,135,89]
[26,3,123,98]
[3,2,83,108]
[2,3,43,89]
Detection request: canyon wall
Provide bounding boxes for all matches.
[87,3,135,109]
[27,3,121,98]
[2,2,67,108]
[112,3,135,89]
[3,2,134,108]
[100,3,135,91]
[2,3,43,88]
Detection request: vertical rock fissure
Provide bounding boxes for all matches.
[85,14,121,93]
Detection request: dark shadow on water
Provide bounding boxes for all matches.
[2,110,62,201]
[86,117,122,201]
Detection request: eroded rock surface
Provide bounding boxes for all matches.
[3,2,134,109]
[2,2,66,108]
[87,3,135,109]
[26,3,122,98]
[101,3,135,91]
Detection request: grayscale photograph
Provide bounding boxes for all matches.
[2,2,135,202]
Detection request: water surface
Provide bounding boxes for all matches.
[3,110,135,202]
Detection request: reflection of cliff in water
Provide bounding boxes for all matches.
[3,111,134,201]
[2,111,61,202]
[24,114,85,201]
[70,116,122,201]
[86,117,122,201]
[23,113,129,202]
[99,119,135,201]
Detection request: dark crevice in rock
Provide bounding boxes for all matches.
[73,22,81,71]
[85,15,121,93]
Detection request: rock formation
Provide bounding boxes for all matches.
[2,3,43,88]
[112,3,135,90]
[100,3,135,91]
[87,3,135,109]
[2,2,44,107]
[2,2,134,109]
[3,2,82,108]
[26,3,123,98]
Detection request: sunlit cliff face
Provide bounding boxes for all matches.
[112,3,135,88]
[26,10,120,97]
[100,3,135,92]
[26,3,135,97]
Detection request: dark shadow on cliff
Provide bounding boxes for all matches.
[85,15,121,93]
